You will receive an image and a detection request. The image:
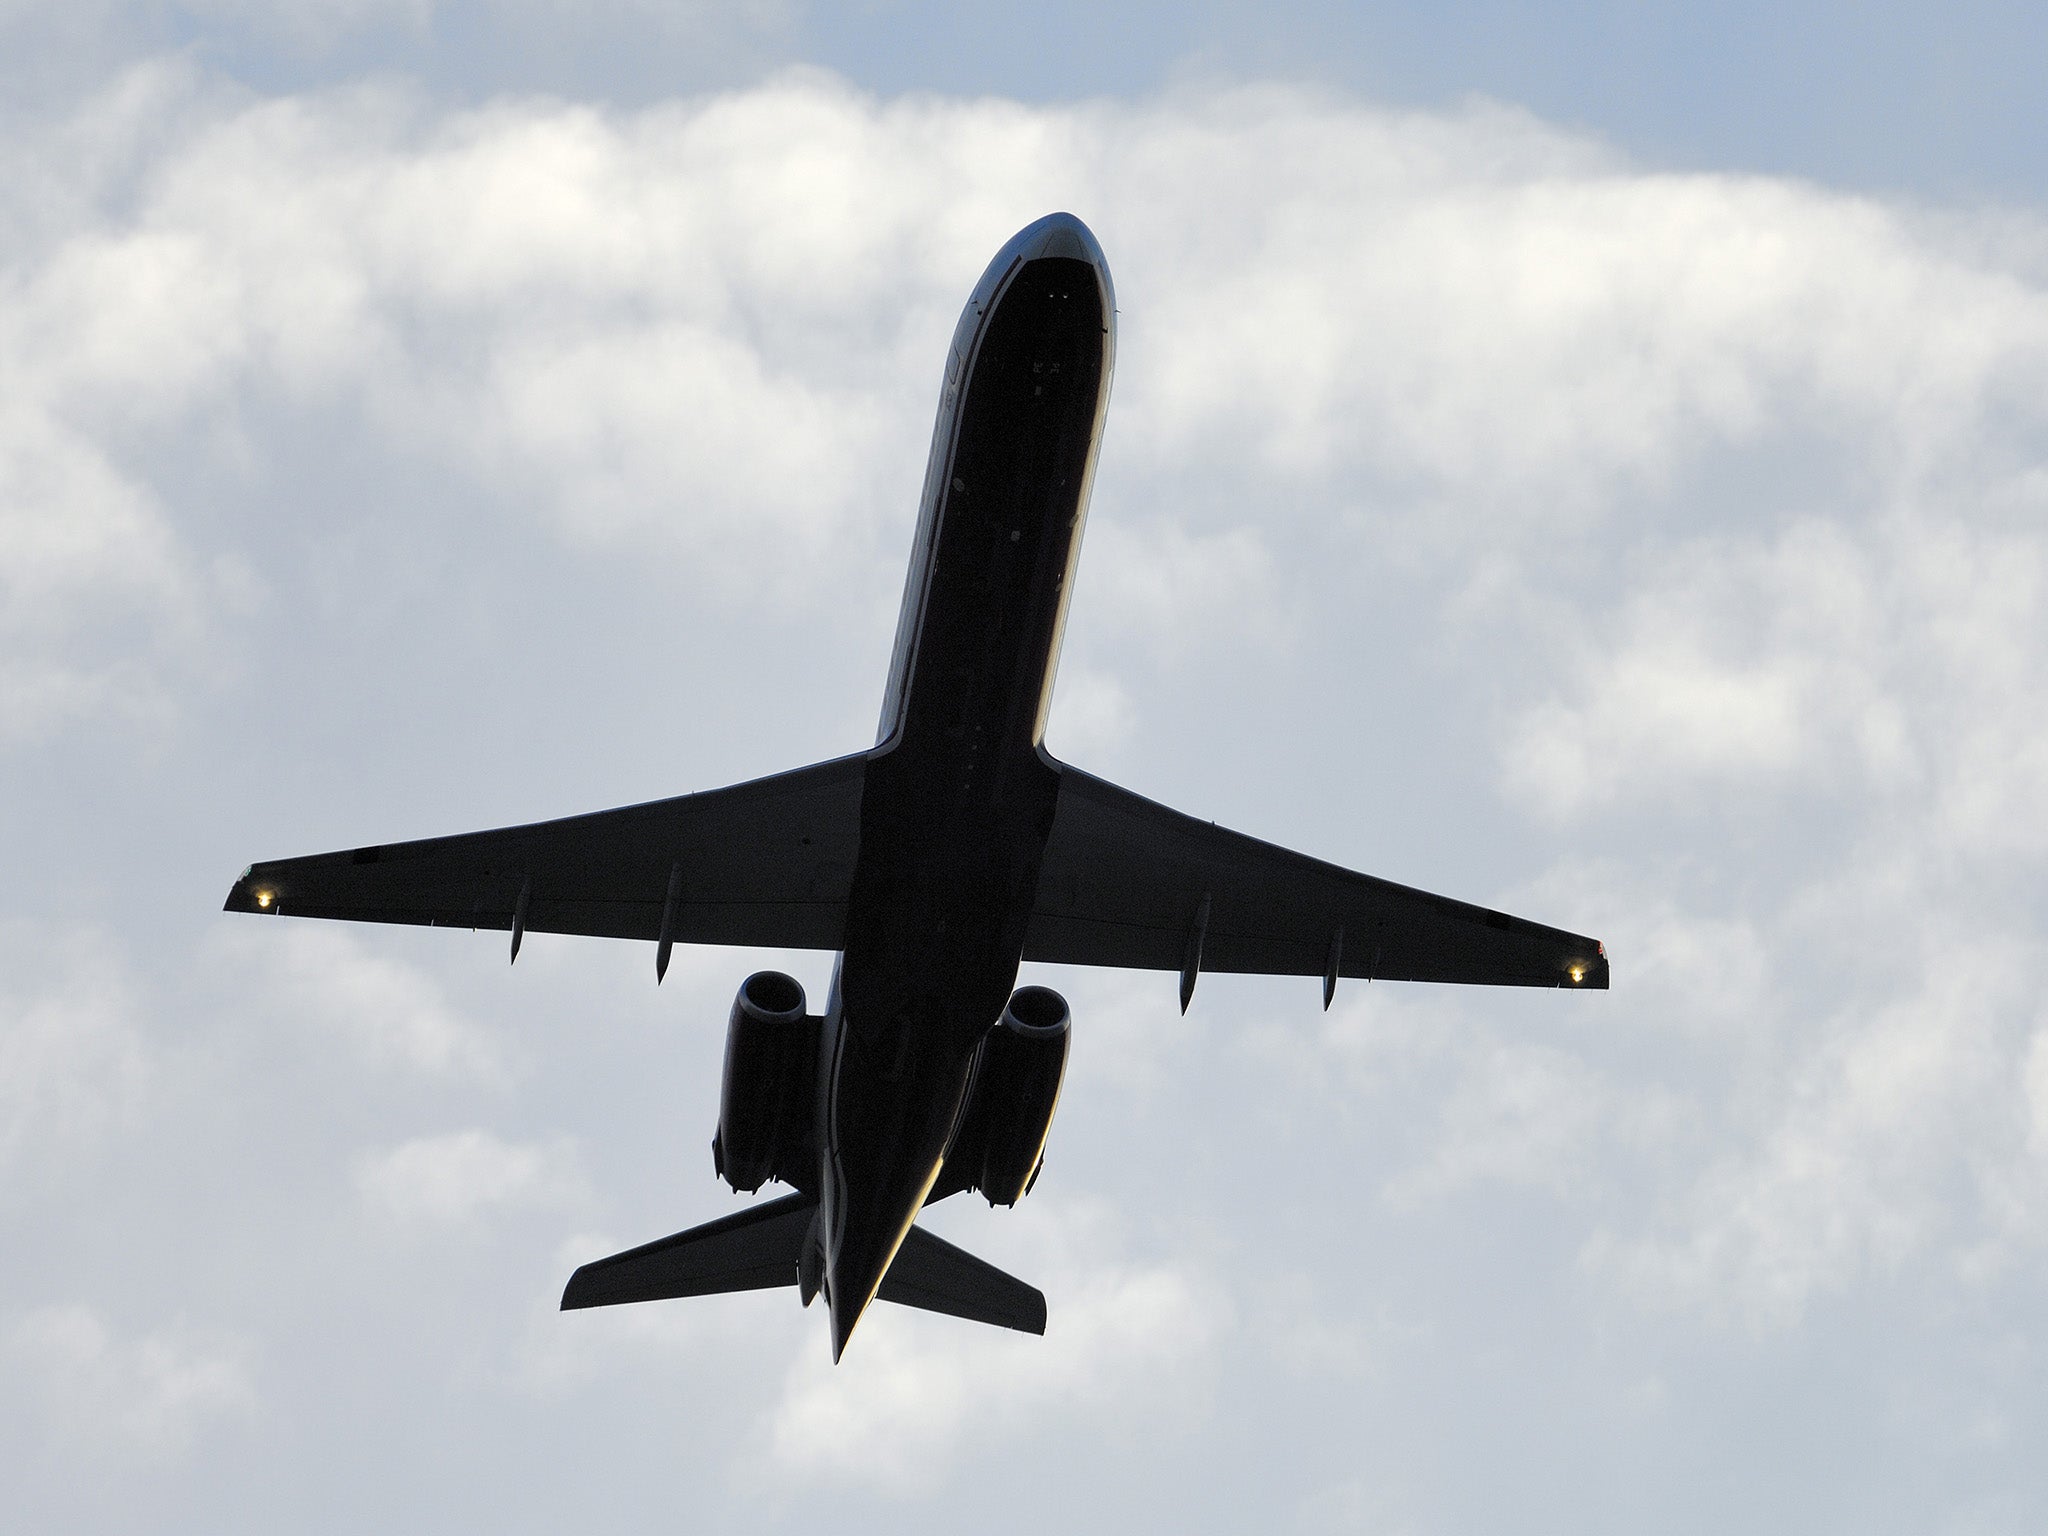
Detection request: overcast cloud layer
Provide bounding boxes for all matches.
[5,54,2048,1536]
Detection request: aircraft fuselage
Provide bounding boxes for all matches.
[816,216,1116,1356]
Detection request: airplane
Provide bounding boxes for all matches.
[225,212,1609,1361]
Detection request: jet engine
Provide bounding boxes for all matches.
[947,985,1071,1206]
[711,971,819,1194]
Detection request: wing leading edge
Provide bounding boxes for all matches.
[1023,762,1607,993]
[223,753,867,954]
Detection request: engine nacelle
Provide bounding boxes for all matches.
[712,971,819,1194]
[949,985,1071,1206]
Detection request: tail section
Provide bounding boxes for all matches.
[561,1198,1046,1344]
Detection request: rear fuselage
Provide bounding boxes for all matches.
[816,215,1116,1356]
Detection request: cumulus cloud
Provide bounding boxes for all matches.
[7,1304,255,1459]
[10,58,2048,1526]
[1077,516,1289,657]
[1109,121,2048,534]
[1282,972,1677,1222]
[0,368,214,744]
[206,924,511,1081]
[354,1127,587,1220]
[1588,934,2041,1325]
[1503,515,2048,843]
[11,65,2044,735]
[0,923,148,1179]
[1381,1040,1617,1206]
[1040,663,1136,760]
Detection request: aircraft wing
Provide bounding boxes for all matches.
[1023,764,1607,993]
[223,753,867,953]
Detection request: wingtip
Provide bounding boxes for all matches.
[1569,949,1611,990]
[222,868,271,915]
[559,1265,594,1311]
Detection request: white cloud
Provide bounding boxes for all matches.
[7,1304,255,1459]
[0,400,209,744]
[8,60,2048,1528]
[354,1127,587,1220]
[11,66,2044,751]
[1503,516,2048,838]
[207,924,511,1081]
[0,923,148,1178]
[1587,932,2043,1325]
[1114,136,2048,527]
[1382,1041,1615,1206]
[1041,663,1136,760]
[1077,516,1289,657]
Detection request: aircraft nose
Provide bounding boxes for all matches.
[1014,211,1107,271]
[958,213,1117,338]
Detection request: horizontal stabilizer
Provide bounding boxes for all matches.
[560,1197,1046,1336]
[879,1224,1046,1335]
[561,1192,815,1309]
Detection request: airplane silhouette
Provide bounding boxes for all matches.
[226,213,1607,1360]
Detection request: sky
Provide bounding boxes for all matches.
[4,4,2048,1533]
